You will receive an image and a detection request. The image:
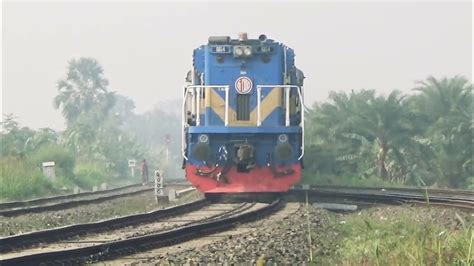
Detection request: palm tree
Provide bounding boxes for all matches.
[352,90,419,178]
[53,57,114,125]
[411,76,472,187]
[306,90,418,180]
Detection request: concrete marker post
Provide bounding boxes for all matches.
[154,169,164,203]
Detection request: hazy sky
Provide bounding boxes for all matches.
[2,1,472,130]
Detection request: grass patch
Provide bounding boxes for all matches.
[323,208,473,265]
[72,161,135,189]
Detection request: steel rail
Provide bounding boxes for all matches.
[292,187,473,210]
[1,199,282,265]
[0,180,188,210]
[0,182,189,217]
[293,184,474,198]
[0,199,209,253]
[0,183,141,210]
[0,187,153,217]
[309,188,474,203]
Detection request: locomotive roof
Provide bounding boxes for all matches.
[207,35,276,45]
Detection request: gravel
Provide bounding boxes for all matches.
[146,203,473,265]
[149,203,343,265]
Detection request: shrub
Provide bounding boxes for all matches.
[73,162,109,189]
[28,144,75,179]
[0,157,56,200]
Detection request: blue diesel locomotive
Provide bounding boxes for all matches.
[182,33,304,193]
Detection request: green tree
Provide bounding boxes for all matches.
[53,57,115,126]
[54,57,116,156]
[305,90,377,177]
[122,103,182,177]
[410,76,472,187]
[111,94,137,124]
[25,128,59,152]
[1,114,36,157]
[306,90,419,180]
[352,90,418,179]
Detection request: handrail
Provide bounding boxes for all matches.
[183,84,304,161]
[182,85,230,160]
[256,85,302,126]
[297,86,305,160]
[182,87,188,160]
[257,85,304,159]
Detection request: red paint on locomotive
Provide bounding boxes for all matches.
[185,163,301,193]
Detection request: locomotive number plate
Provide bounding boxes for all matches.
[235,76,253,94]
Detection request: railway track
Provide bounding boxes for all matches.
[290,185,474,210]
[306,185,474,199]
[0,183,142,210]
[0,181,189,217]
[1,199,281,265]
[0,199,208,253]
[1,185,470,265]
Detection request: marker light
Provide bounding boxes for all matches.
[278,134,288,143]
[198,134,209,143]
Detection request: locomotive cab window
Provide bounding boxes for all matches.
[236,94,250,121]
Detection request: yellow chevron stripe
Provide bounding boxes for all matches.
[207,88,236,123]
[250,87,282,122]
[206,87,283,126]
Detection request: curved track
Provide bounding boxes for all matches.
[1,185,470,265]
[304,185,474,199]
[1,199,281,265]
[290,185,474,210]
[0,199,208,253]
[0,181,189,217]
[0,183,143,210]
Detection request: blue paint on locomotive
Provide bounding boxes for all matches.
[204,107,224,125]
[186,131,301,167]
[194,43,295,114]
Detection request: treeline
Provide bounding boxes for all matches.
[1,57,181,199]
[304,76,473,189]
[2,57,471,199]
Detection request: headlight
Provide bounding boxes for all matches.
[244,47,252,56]
[278,134,288,143]
[234,47,243,57]
[198,134,209,143]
